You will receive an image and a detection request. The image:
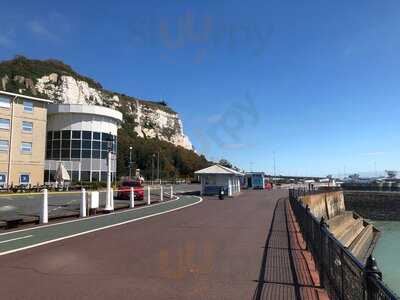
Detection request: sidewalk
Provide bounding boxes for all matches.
[253,198,329,300]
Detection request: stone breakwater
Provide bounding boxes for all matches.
[344,191,400,221]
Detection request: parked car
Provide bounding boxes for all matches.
[117,180,144,200]
[265,182,272,190]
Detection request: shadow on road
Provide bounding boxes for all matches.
[252,198,328,300]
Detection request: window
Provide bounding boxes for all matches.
[93,132,101,140]
[53,140,61,149]
[92,141,101,149]
[82,131,91,140]
[61,140,71,148]
[71,149,81,159]
[92,150,100,159]
[81,171,90,181]
[22,121,33,133]
[0,140,8,151]
[0,173,7,186]
[82,140,91,149]
[0,118,10,130]
[82,150,91,158]
[52,149,60,160]
[23,100,33,113]
[19,174,30,185]
[61,149,70,159]
[72,171,79,181]
[61,130,71,139]
[0,96,10,109]
[102,132,112,141]
[205,175,216,185]
[21,142,32,153]
[71,140,81,149]
[72,131,81,139]
[91,172,100,182]
[53,131,61,139]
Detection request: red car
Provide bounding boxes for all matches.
[265,182,272,190]
[117,180,144,200]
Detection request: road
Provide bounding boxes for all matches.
[0,184,200,222]
[0,189,327,299]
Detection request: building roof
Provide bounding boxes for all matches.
[47,104,123,122]
[0,90,53,103]
[246,172,265,175]
[195,164,244,176]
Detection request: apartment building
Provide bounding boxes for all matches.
[0,91,51,186]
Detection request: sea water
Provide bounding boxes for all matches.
[371,221,400,295]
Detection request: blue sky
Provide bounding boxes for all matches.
[1,0,400,176]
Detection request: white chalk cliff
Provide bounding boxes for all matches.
[31,74,193,150]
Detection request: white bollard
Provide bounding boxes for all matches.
[130,187,135,208]
[41,189,48,224]
[110,188,114,210]
[80,188,87,217]
[170,185,173,199]
[160,185,163,202]
[147,185,151,205]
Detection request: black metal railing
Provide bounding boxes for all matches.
[289,188,399,300]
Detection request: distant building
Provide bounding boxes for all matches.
[0,91,52,186]
[44,104,123,183]
[195,164,244,196]
[245,172,265,189]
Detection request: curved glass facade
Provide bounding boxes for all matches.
[44,130,117,183]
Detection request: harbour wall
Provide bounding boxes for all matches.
[343,191,400,221]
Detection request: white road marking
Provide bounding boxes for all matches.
[0,195,179,237]
[0,235,33,244]
[0,196,202,256]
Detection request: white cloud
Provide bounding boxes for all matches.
[0,34,13,47]
[207,114,223,123]
[0,29,15,48]
[361,151,385,156]
[221,143,253,149]
[27,20,59,42]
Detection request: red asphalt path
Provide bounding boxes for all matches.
[0,190,327,300]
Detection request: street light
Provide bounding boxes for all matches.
[151,154,155,184]
[129,146,133,179]
[157,151,160,183]
[104,133,113,212]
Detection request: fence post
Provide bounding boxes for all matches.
[160,185,163,202]
[41,189,48,224]
[80,188,87,217]
[305,205,310,250]
[365,255,382,300]
[130,187,135,208]
[147,185,151,205]
[319,216,327,288]
[170,185,173,199]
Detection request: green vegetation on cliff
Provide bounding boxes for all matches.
[0,56,211,179]
[117,122,210,180]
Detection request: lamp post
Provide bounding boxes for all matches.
[129,146,133,179]
[151,153,155,184]
[104,134,113,212]
[157,151,160,183]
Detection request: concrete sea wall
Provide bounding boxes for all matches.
[300,191,345,219]
[344,191,400,221]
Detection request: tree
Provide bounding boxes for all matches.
[219,159,233,169]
